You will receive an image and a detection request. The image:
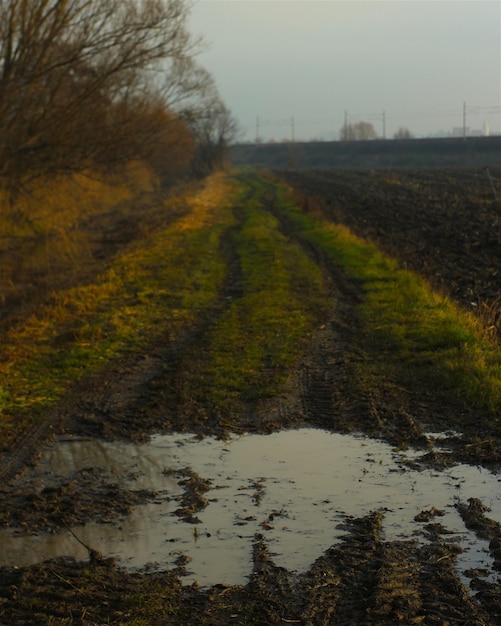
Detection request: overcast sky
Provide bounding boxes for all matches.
[189,0,501,141]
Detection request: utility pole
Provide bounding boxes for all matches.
[256,116,260,144]
[289,115,297,170]
[382,110,386,139]
[463,101,467,140]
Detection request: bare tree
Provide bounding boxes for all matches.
[393,127,413,139]
[133,101,195,184]
[340,122,355,141]
[0,0,202,194]
[183,69,240,175]
[189,103,239,175]
[340,121,378,141]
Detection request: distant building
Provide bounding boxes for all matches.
[452,123,490,138]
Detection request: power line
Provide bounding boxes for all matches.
[250,103,501,141]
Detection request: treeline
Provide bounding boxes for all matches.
[0,0,237,198]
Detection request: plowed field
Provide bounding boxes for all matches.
[279,167,501,309]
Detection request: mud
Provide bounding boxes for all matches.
[0,466,154,534]
[2,429,500,593]
[1,169,501,624]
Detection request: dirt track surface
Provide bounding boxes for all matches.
[1,169,501,624]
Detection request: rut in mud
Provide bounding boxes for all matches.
[1,170,501,625]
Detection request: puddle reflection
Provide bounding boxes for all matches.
[1,429,500,588]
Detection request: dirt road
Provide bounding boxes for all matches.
[0,170,500,625]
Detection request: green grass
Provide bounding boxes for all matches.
[0,171,331,436]
[4,167,501,440]
[181,176,330,423]
[273,178,501,424]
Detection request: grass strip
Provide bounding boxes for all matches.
[0,174,236,433]
[272,176,501,426]
[184,175,330,423]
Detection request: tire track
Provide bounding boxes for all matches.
[261,178,435,450]
[0,208,245,481]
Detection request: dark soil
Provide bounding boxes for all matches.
[0,467,154,534]
[1,168,500,625]
[278,167,501,311]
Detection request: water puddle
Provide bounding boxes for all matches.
[1,428,500,588]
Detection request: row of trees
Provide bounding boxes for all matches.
[340,122,413,141]
[0,0,237,196]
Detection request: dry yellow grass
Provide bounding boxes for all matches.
[174,172,234,231]
[0,162,156,243]
[0,171,238,427]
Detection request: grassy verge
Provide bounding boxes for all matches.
[0,174,237,436]
[0,163,155,252]
[180,175,330,425]
[272,176,501,428]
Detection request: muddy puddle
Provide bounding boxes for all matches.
[1,428,500,588]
